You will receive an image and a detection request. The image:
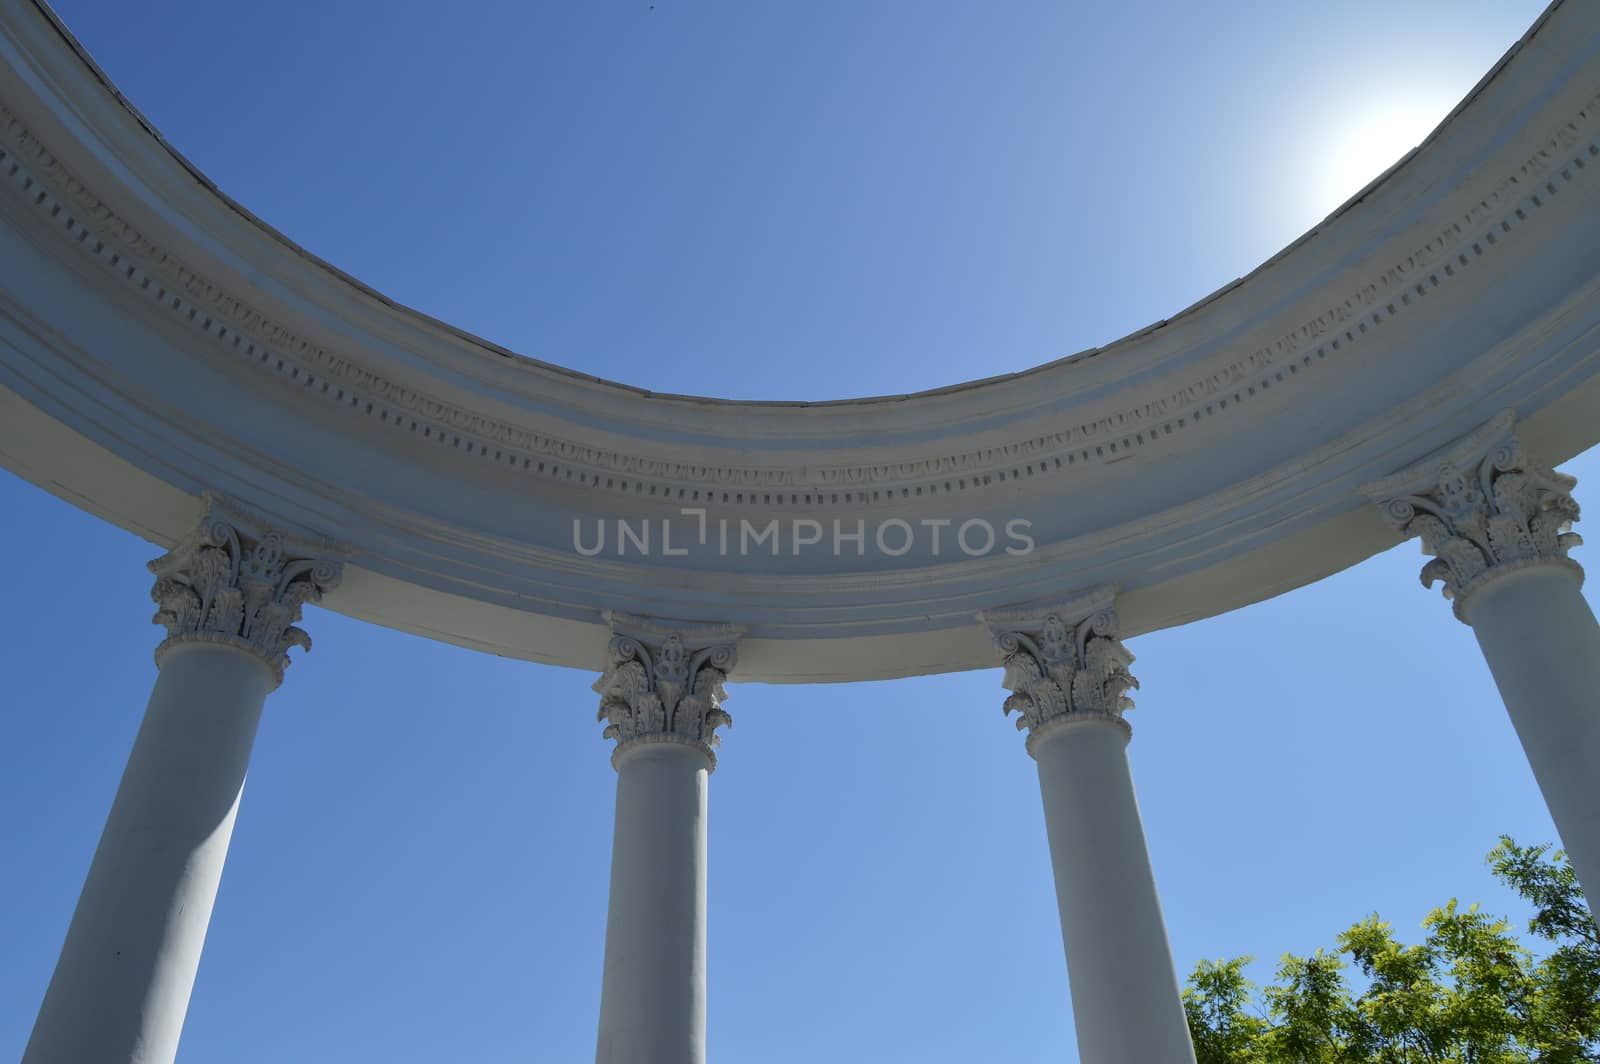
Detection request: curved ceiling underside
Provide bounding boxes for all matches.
[2,0,1600,681]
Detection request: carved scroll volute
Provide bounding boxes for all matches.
[593,614,740,770]
[1365,413,1582,619]
[982,590,1137,756]
[148,494,346,685]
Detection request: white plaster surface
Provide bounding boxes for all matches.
[2,0,1599,1057]
[1033,718,1196,1064]
[1465,564,1600,904]
[23,642,274,1064]
[2,0,1600,680]
[595,743,711,1064]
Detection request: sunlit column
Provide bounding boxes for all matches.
[982,591,1196,1064]
[1368,412,1600,908]
[23,497,342,1064]
[591,614,739,1064]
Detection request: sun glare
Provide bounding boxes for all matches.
[1315,97,1457,215]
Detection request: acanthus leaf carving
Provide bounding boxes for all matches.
[148,494,346,684]
[593,615,739,769]
[981,589,1137,755]
[1366,413,1583,618]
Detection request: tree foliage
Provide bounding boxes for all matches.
[1183,838,1600,1063]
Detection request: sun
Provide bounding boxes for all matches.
[1314,97,1457,215]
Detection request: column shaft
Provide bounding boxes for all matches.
[1033,719,1195,1064]
[1465,566,1600,902]
[24,641,274,1064]
[595,743,711,1064]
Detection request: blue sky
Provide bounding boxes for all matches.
[0,1,1581,1061]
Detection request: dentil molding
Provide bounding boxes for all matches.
[5,0,1600,681]
[2,43,1599,504]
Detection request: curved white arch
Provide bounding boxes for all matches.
[2,0,1599,680]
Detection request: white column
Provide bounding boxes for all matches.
[591,615,738,1064]
[1368,412,1600,905]
[1466,567,1600,899]
[984,592,1196,1064]
[24,499,342,1064]
[597,744,711,1064]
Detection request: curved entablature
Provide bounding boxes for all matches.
[2,0,1600,681]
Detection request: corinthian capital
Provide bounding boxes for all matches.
[980,588,1137,755]
[593,612,740,770]
[1364,412,1583,619]
[148,495,346,684]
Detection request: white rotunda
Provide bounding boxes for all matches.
[3,1,1599,1060]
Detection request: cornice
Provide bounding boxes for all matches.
[4,0,1600,683]
[0,34,1596,506]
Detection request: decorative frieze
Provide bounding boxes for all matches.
[148,495,345,683]
[980,589,1138,755]
[593,614,740,769]
[6,75,1600,504]
[1365,412,1583,618]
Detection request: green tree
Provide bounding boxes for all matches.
[1182,838,1600,1063]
